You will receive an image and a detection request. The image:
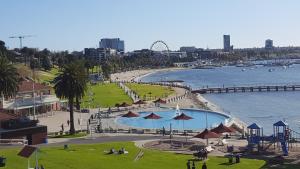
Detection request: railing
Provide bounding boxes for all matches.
[192,83,300,94]
[0,139,28,145]
[2,95,59,109]
[194,82,300,90]
[112,80,192,91]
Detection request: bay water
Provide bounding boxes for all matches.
[141,65,300,134]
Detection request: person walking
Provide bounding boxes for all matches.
[186,161,191,169]
[162,126,166,136]
[67,120,70,126]
[202,162,207,169]
[61,123,64,132]
[192,161,196,169]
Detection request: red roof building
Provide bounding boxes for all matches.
[0,111,47,145]
[1,80,62,116]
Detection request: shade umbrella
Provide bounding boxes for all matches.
[211,123,235,134]
[153,98,166,104]
[122,111,139,118]
[143,112,162,119]
[134,100,146,104]
[173,113,193,142]
[119,102,131,107]
[194,128,220,145]
[143,112,162,129]
[133,100,146,107]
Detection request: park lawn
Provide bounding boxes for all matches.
[81,83,132,108]
[36,67,59,84]
[88,65,102,74]
[126,83,175,101]
[1,142,266,169]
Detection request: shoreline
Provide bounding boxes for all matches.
[111,67,247,131]
[110,67,186,82]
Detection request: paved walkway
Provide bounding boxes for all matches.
[46,134,166,146]
[119,82,138,102]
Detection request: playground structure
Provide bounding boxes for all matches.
[247,120,300,156]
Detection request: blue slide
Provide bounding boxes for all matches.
[280,141,288,156]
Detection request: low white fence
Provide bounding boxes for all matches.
[0,139,28,145]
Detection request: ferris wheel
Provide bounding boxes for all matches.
[150,40,170,57]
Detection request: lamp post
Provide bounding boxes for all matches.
[32,70,36,120]
[205,102,208,128]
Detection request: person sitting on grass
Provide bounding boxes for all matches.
[118,147,128,154]
[105,148,116,154]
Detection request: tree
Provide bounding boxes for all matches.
[20,47,35,66]
[101,62,112,79]
[30,58,40,70]
[0,54,20,98]
[52,61,88,134]
[0,40,6,52]
[41,55,52,70]
[84,60,92,74]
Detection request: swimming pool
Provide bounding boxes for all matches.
[117,109,230,130]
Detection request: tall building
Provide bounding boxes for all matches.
[223,35,231,52]
[84,48,100,59]
[265,39,274,50]
[99,38,125,52]
[84,48,110,62]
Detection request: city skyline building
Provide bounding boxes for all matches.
[223,35,231,52]
[265,39,274,50]
[99,38,125,52]
[180,46,196,53]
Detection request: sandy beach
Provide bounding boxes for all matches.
[110,67,185,82]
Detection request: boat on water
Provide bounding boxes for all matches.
[268,68,275,72]
[236,63,255,67]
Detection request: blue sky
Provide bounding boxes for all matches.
[1,0,300,51]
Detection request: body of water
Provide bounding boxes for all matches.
[141,65,300,134]
[117,109,228,130]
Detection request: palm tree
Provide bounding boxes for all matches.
[52,61,88,134]
[0,54,19,99]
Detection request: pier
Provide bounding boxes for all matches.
[192,84,300,94]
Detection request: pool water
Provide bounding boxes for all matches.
[117,109,229,130]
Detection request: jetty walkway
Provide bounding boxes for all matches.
[192,84,300,94]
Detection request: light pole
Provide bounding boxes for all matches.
[31,70,36,120]
[205,102,208,128]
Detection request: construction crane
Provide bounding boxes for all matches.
[9,35,35,49]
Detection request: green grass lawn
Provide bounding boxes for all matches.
[126,83,175,101]
[81,83,132,108]
[36,67,59,84]
[1,142,266,169]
